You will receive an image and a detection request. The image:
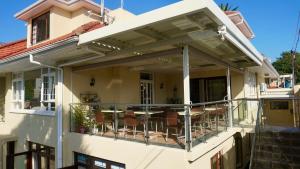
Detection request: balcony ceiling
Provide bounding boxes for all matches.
[69,1,263,72]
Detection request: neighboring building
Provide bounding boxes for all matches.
[0,0,281,169]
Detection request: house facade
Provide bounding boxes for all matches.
[0,0,280,169]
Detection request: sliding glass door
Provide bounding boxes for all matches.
[190,76,227,103]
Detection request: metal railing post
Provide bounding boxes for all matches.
[185,105,192,151]
[114,104,118,140]
[216,104,219,135]
[145,105,149,144]
[249,99,263,169]
[70,104,73,132]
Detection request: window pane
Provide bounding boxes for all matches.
[94,160,106,168]
[42,68,56,111]
[270,101,289,110]
[32,12,50,44]
[140,73,152,80]
[12,73,23,110]
[207,78,226,102]
[24,70,41,110]
[111,165,125,169]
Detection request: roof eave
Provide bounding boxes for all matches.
[0,36,79,65]
[205,1,264,65]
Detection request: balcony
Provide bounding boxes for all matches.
[70,99,258,150]
[261,75,294,98]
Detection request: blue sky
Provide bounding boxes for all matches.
[0,0,299,61]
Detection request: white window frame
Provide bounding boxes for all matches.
[41,68,56,111]
[11,69,56,116]
[12,72,24,110]
[140,72,155,104]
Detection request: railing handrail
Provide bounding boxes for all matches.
[249,99,263,169]
[69,98,260,107]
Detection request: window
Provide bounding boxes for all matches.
[74,152,125,169]
[32,12,50,45]
[270,101,289,110]
[12,73,23,110]
[41,68,56,111]
[28,142,55,169]
[24,70,41,110]
[12,68,56,113]
[211,151,223,169]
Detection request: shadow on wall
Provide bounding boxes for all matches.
[0,71,85,169]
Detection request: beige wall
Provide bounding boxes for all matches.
[0,73,58,169]
[190,130,251,169]
[26,6,99,47]
[0,64,251,169]
[263,99,294,127]
[26,6,136,47]
[62,129,251,169]
[61,66,251,168]
[69,67,245,105]
[70,67,186,104]
[71,67,140,104]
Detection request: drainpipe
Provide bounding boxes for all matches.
[30,54,63,169]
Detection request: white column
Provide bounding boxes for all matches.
[56,69,63,169]
[183,45,191,151]
[183,48,190,104]
[227,66,233,127]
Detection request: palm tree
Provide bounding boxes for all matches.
[219,3,238,11]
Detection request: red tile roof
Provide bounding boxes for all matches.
[0,39,27,60]
[225,11,254,39]
[0,21,104,61]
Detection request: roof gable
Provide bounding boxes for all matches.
[15,0,101,21]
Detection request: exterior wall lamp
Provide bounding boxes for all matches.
[90,78,95,87]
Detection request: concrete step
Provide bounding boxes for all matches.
[260,131,300,139]
[254,150,300,164]
[251,129,300,169]
[255,144,300,155]
[253,159,300,169]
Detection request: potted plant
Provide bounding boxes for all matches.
[73,105,88,133]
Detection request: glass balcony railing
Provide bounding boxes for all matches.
[69,99,258,150]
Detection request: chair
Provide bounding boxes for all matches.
[209,105,227,129]
[123,111,139,138]
[95,112,105,134]
[165,111,180,141]
[191,107,204,138]
[149,107,165,132]
[95,112,114,135]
